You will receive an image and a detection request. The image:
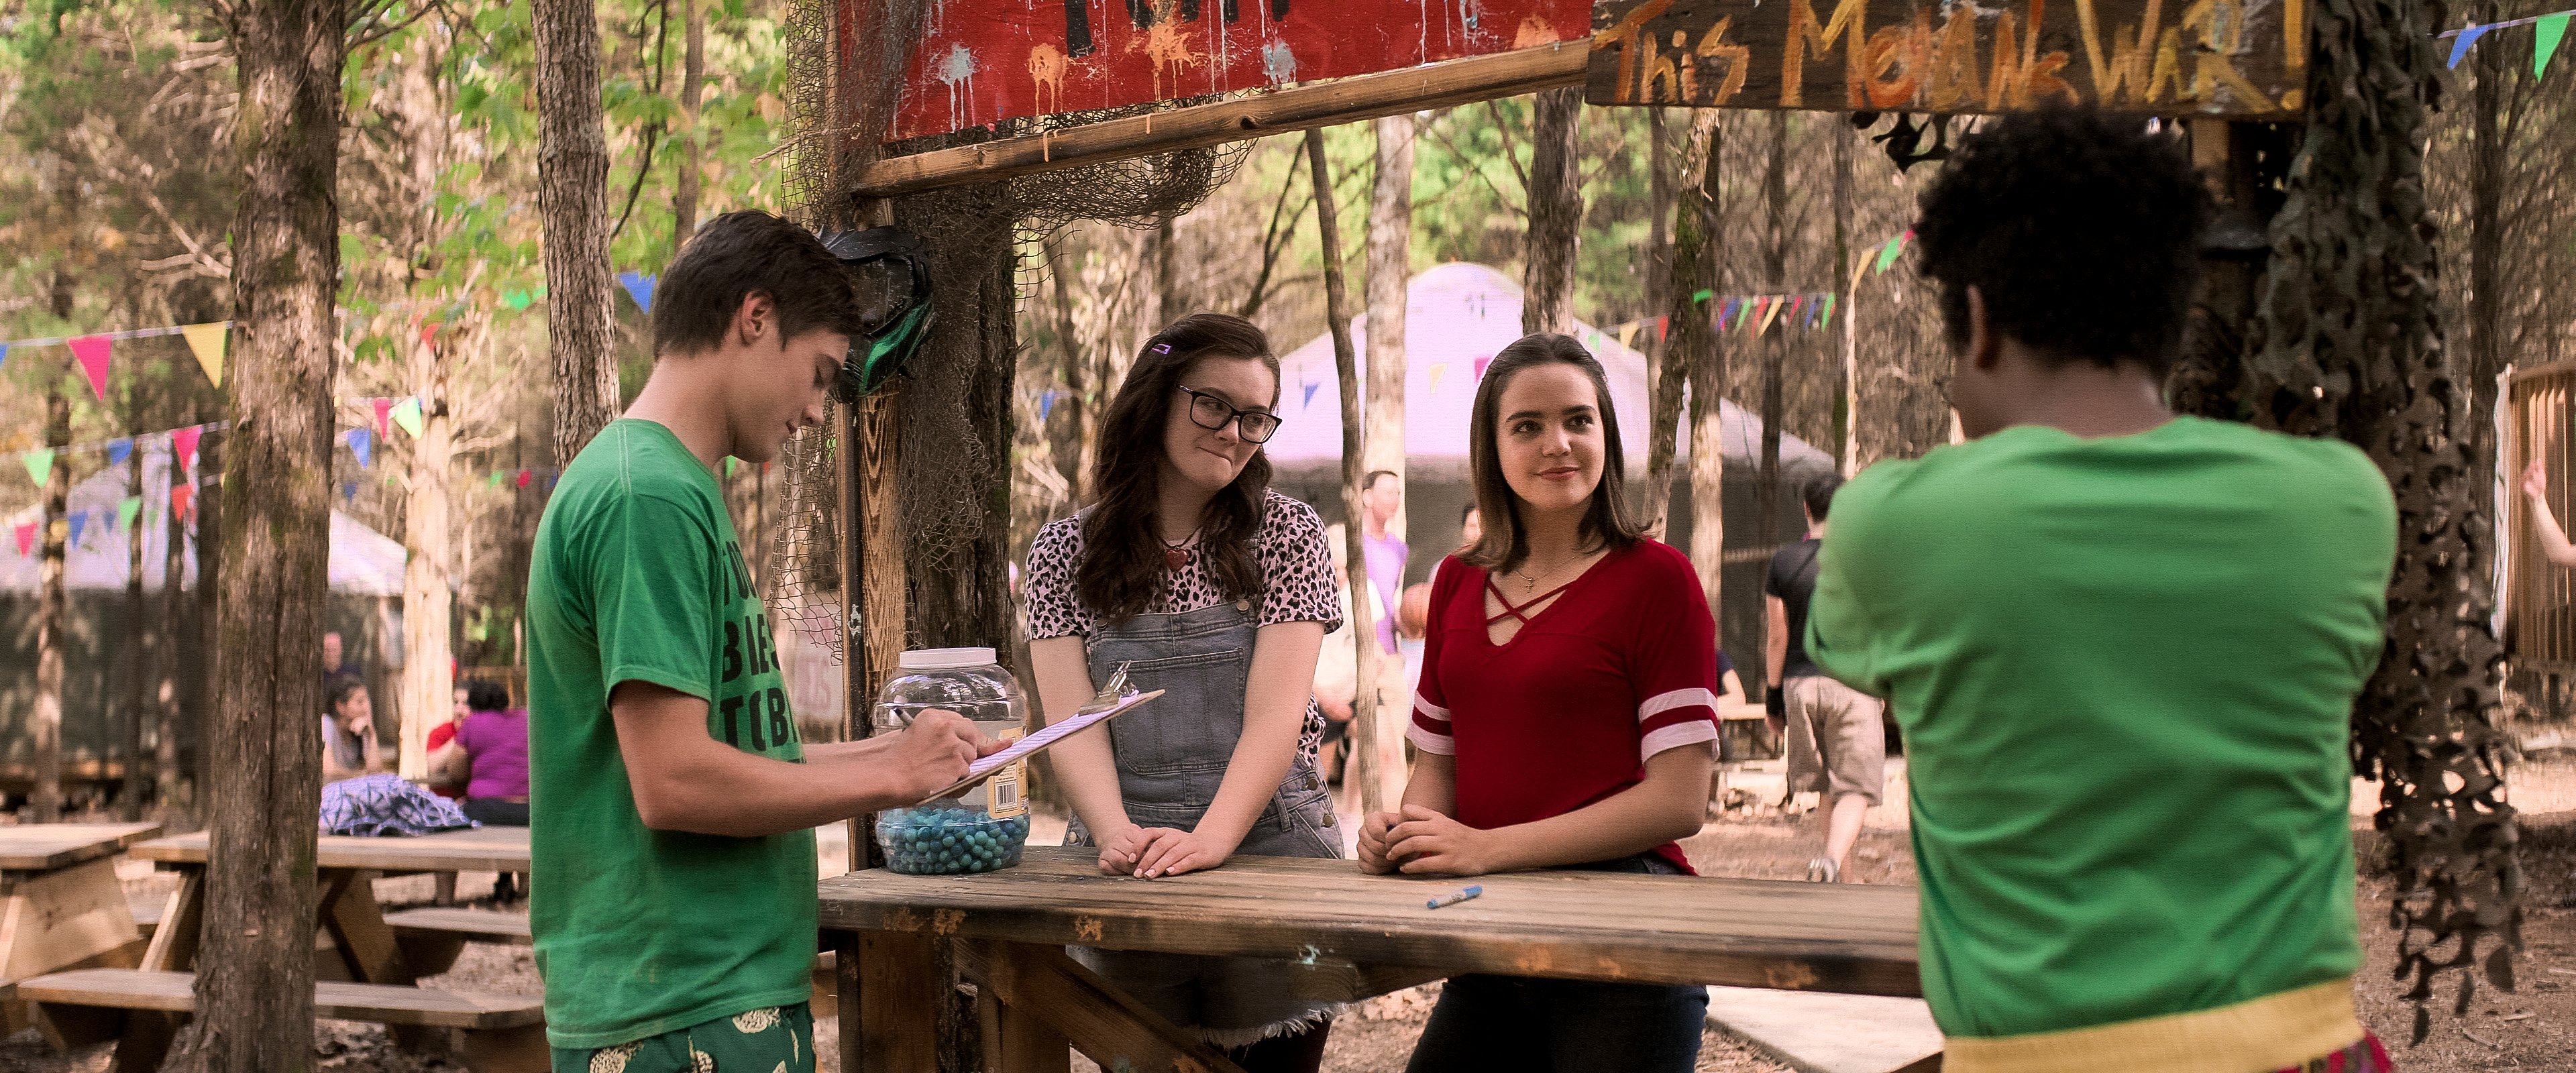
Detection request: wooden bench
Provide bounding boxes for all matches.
[384,907,531,976]
[2,968,545,1073]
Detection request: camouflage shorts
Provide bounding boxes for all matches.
[554,1003,815,1073]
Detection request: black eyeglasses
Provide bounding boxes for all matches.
[1177,386,1282,444]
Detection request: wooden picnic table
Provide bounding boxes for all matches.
[0,823,163,1035]
[818,846,1923,1073]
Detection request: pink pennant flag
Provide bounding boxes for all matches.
[516,469,533,489]
[1474,356,1493,382]
[68,335,113,400]
[373,398,393,437]
[170,425,202,475]
[11,522,33,557]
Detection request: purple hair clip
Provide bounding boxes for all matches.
[1152,343,1172,354]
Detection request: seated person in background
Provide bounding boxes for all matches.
[435,680,532,828]
[323,678,383,783]
[424,686,470,799]
[1313,530,1360,785]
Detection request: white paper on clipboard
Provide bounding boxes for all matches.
[919,689,1165,805]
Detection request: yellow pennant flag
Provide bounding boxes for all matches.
[1617,323,1640,349]
[1758,296,1786,335]
[1428,362,1448,395]
[181,323,227,387]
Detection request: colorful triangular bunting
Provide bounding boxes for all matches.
[171,483,194,521]
[171,426,202,475]
[107,438,133,466]
[12,522,33,557]
[390,396,424,439]
[68,510,87,549]
[2448,22,2496,68]
[345,427,373,468]
[182,322,227,387]
[2540,12,2570,79]
[1428,363,1448,395]
[118,496,141,533]
[618,271,658,314]
[24,448,54,488]
[68,335,112,400]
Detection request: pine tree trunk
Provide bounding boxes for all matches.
[399,339,455,780]
[890,185,1019,652]
[157,450,189,819]
[1360,113,1413,811]
[1642,112,1719,529]
[1757,111,1788,545]
[1308,128,1385,816]
[671,0,705,252]
[1829,118,1855,474]
[536,0,620,465]
[123,387,153,820]
[1676,114,1728,621]
[162,1,343,1068]
[1522,87,1582,334]
[192,425,223,823]
[33,384,70,824]
[2464,0,2506,500]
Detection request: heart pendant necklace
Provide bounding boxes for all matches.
[1161,530,1200,571]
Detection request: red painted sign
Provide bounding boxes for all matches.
[875,0,1593,141]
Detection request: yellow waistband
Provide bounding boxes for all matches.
[1939,978,2361,1073]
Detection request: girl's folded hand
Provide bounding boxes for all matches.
[1354,811,1404,874]
[1387,804,1501,877]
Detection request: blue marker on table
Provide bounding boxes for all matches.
[1426,885,1483,910]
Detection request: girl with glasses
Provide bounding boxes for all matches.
[1022,313,1344,1070]
[1361,333,1721,1073]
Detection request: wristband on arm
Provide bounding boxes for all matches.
[1765,685,1786,720]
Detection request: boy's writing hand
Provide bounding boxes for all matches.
[887,708,991,800]
[1386,805,1501,877]
[1354,811,1404,874]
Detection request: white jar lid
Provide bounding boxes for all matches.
[899,646,999,670]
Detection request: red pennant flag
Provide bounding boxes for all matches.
[170,483,195,521]
[11,522,33,557]
[419,321,438,347]
[516,469,533,489]
[68,335,113,400]
[1656,316,1670,341]
[170,425,202,474]
[372,398,393,437]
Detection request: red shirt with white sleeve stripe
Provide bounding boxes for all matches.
[1407,539,1721,874]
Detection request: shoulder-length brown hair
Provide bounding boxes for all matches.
[1076,313,1281,625]
[1462,333,1645,574]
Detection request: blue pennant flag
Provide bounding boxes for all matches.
[1303,382,1322,409]
[2448,23,2495,68]
[107,438,133,466]
[618,271,658,314]
[345,427,372,469]
[68,510,88,549]
[1040,390,1057,422]
[342,480,358,502]
[0,341,9,372]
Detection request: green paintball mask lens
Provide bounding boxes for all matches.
[821,225,936,403]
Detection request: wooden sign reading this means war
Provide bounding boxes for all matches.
[1585,0,2306,117]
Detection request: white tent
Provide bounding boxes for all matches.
[1265,262,1833,478]
[3,457,406,597]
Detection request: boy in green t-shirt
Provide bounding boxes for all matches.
[1807,113,2398,1073]
[526,210,998,1072]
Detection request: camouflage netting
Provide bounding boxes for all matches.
[767,0,1250,660]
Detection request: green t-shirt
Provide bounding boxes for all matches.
[526,418,816,1049]
[1808,416,2394,1040]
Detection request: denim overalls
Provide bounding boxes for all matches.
[1066,596,1346,1045]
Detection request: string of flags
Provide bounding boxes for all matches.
[0,322,230,397]
[2443,6,2571,74]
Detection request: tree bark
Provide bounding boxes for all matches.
[162,1,343,1069]
[123,382,154,820]
[33,382,70,824]
[1044,233,1093,499]
[1360,113,1413,810]
[536,0,621,466]
[1641,112,1720,529]
[2464,0,2506,500]
[890,185,1018,653]
[1681,112,1730,630]
[1521,87,1582,334]
[191,425,223,824]
[1307,128,1386,816]
[1757,111,1789,544]
[1830,117,1856,475]
[399,339,455,780]
[157,438,190,820]
[671,0,706,252]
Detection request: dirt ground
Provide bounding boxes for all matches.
[7,786,2573,1072]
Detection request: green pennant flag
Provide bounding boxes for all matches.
[1874,235,1905,274]
[1690,288,1713,304]
[504,290,533,311]
[724,457,738,477]
[23,448,54,488]
[2539,12,2570,80]
[390,396,425,439]
[118,496,142,532]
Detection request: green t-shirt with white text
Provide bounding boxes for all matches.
[1809,416,2393,1040]
[525,418,815,1049]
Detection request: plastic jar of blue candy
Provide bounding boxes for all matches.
[872,648,1033,875]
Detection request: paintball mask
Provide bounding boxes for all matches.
[821,225,936,403]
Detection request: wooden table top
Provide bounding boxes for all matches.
[0,822,165,872]
[818,847,1923,997]
[134,826,530,872]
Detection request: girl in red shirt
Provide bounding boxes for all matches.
[1358,333,1720,1073]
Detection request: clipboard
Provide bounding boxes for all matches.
[917,689,1166,805]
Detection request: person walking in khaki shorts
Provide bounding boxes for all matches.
[1763,473,1884,883]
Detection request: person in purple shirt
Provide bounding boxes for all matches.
[1360,470,1408,655]
[433,680,531,828]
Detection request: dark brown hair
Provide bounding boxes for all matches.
[651,210,870,358]
[1076,313,1281,624]
[1462,333,1644,573]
